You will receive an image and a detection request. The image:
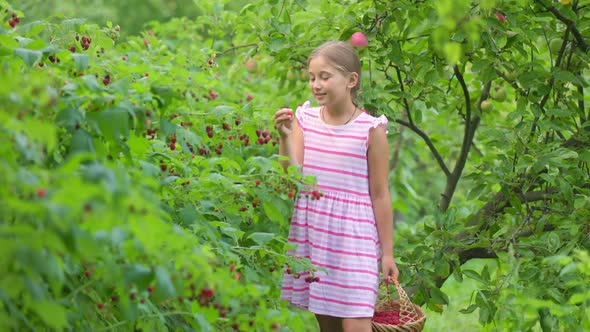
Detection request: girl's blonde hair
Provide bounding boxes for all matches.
[307,41,361,106]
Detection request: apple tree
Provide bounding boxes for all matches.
[227,0,590,330]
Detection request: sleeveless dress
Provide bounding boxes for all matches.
[280,101,388,318]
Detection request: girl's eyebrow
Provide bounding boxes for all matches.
[308,70,332,75]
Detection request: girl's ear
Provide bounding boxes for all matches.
[347,72,359,89]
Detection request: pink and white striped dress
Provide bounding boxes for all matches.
[280,101,387,318]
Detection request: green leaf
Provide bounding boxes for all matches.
[55,108,84,129]
[459,303,478,314]
[124,264,154,289]
[87,107,130,140]
[0,35,19,49]
[179,206,199,225]
[467,183,486,200]
[14,48,43,67]
[138,160,160,177]
[24,277,44,301]
[553,69,581,85]
[248,232,276,246]
[31,301,68,329]
[151,85,175,106]
[567,292,588,305]
[462,269,487,284]
[155,266,176,299]
[111,77,131,96]
[69,129,95,155]
[159,118,176,137]
[546,232,561,253]
[263,201,284,223]
[222,226,245,243]
[82,75,103,92]
[193,312,214,331]
[478,305,491,325]
[71,53,89,72]
[443,42,462,65]
[268,36,287,52]
[434,259,450,277]
[429,287,449,305]
[177,128,203,153]
[210,105,233,118]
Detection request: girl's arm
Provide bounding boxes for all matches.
[367,125,394,259]
[276,109,304,171]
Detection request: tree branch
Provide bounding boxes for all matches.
[394,119,451,176]
[395,65,414,127]
[385,62,450,176]
[454,65,472,135]
[495,69,523,95]
[440,67,491,212]
[390,115,406,171]
[536,0,589,52]
[578,82,588,125]
[458,247,498,265]
[469,187,559,227]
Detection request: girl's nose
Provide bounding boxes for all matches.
[312,80,321,90]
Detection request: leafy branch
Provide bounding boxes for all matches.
[536,0,589,52]
[98,311,196,331]
[383,62,451,176]
[439,66,491,212]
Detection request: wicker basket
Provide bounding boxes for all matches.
[371,279,426,332]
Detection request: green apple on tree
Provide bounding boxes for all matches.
[490,86,507,102]
[481,99,494,112]
[549,38,563,54]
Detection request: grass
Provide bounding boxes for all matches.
[422,259,493,332]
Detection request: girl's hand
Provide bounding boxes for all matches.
[274,108,293,139]
[381,255,399,284]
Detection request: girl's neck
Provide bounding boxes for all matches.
[321,102,358,125]
[322,101,356,116]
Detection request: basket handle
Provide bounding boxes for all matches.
[384,277,420,323]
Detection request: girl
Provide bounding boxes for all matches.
[274,41,399,332]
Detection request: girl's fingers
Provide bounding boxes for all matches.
[274,114,292,127]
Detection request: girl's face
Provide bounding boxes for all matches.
[308,56,357,107]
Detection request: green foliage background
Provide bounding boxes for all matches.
[2,0,590,331]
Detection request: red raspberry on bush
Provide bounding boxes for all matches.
[200,288,214,299]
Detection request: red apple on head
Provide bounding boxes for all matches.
[350,32,368,48]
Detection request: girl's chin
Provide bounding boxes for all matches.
[315,97,327,105]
